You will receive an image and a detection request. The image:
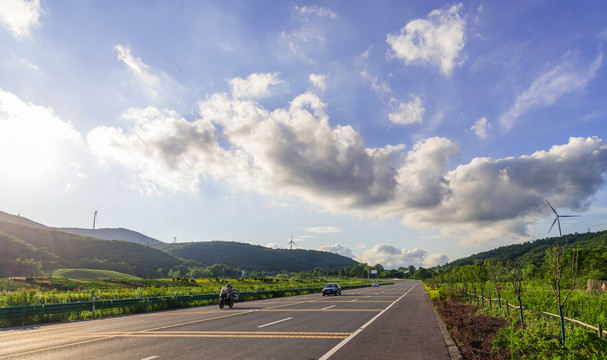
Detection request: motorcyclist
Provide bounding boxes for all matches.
[221,283,234,296]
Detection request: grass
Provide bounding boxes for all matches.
[52,268,140,280]
[0,276,390,327]
[432,285,607,359]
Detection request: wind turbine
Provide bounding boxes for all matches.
[287,233,296,250]
[92,209,99,230]
[546,200,580,237]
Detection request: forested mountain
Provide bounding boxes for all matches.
[436,230,607,278]
[0,220,188,278]
[0,211,361,277]
[156,241,359,272]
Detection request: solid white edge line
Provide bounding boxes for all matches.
[257,317,293,328]
[318,283,418,360]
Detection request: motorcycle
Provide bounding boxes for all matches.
[219,288,237,309]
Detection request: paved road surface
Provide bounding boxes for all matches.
[0,280,455,359]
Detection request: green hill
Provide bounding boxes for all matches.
[60,227,164,246]
[0,212,361,277]
[437,230,607,273]
[52,268,140,279]
[0,220,188,278]
[158,241,359,272]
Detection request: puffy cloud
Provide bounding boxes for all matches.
[395,137,460,209]
[229,72,285,99]
[309,73,327,92]
[387,3,466,76]
[199,90,403,210]
[318,243,354,258]
[87,106,230,194]
[423,253,450,267]
[401,136,607,244]
[356,244,447,269]
[87,75,607,246]
[471,116,490,139]
[389,95,425,125]
[500,53,602,131]
[0,89,82,177]
[0,0,41,38]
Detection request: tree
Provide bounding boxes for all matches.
[504,260,525,326]
[546,245,579,345]
[472,260,488,306]
[485,259,506,309]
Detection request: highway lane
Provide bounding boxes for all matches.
[0,280,450,359]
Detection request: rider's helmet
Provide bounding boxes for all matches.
[226,283,232,288]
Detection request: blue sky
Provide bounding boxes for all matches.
[1,0,607,269]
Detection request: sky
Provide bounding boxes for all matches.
[1,0,607,270]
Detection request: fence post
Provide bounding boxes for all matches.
[489,292,492,310]
[506,299,510,316]
[517,296,524,326]
[92,297,96,318]
[599,323,603,339]
[558,304,566,345]
[481,290,484,308]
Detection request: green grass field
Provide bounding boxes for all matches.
[51,268,140,280]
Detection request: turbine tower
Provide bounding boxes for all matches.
[92,209,99,230]
[288,233,296,250]
[546,200,580,237]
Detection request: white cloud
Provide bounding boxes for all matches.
[229,73,284,99]
[305,226,341,233]
[199,91,404,211]
[87,78,607,247]
[87,106,230,195]
[361,67,391,93]
[318,243,353,258]
[387,3,466,76]
[389,95,425,125]
[471,116,490,139]
[0,0,41,38]
[400,136,607,245]
[309,73,327,92]
[295,5,337,20]
[423,253,450,267]
[115,44,161,98]
[0,89,82,177]
[279,6,337,64]
[499,53,603,131]
[356,244,447,269]
[265,243,284,249]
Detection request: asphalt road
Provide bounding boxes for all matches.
[0,280,454,360]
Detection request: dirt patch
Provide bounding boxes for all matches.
[434,299,510,360]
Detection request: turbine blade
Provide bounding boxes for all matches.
[557,217,562,237]
[548,217,558,234]
[546,200,558,215]
[559,215,580,218]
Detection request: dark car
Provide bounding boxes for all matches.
[322,283,341,296]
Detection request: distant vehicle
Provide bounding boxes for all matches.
[322,283,341,296]
[372,282,379,287]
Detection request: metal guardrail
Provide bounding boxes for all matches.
[0,284,373,319]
